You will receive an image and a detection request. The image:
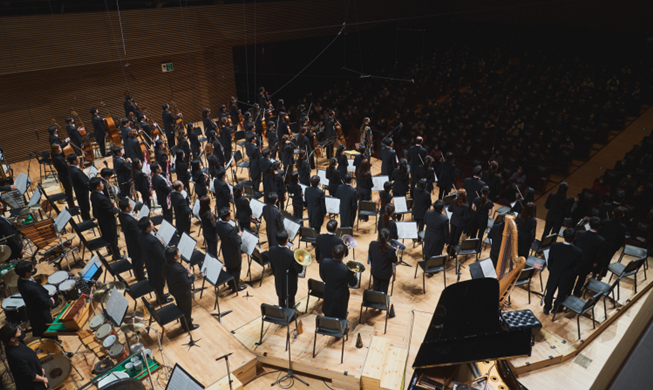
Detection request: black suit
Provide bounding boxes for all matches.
[203,117,217,136]
[170,191,191,235]
[543,193,573,239]
[412,187,431,232]
[162,110,180,147]
[53,154,74,208]
[369,240,398,294]
[5,342,47,390]
[49,134,68,148]
[113,156,132,198]
[235,197,252,231]
[260,158,273,196]
[213,178,232,213]
[379,146,397,177]
[572,230,605,296]
[337,184,357,229]
[124,101,140,118]
[69,166,91,220]
[91,114,107,156]
[263,204,284,248]
[305,187,326,234]
[423,210,449,258]
[17,278,54,338]
[488,222,504,267]
[544,242,582,312]
[407,144,427,194]
[166,262,194,329]
[152,174,172,222]
[66,124,82,151]
[216,220,243,292]
[134,169,151,208]
[125,137,144,162]
[319,258,357,319]
[437,161,456,199]
[118,212,146,281]
[463,177,486,207]
[324,117,336,158]
[315,233,346,263]
[91,191,120,259]
[246,142,262,191]
[269,245,303,307]
[327,169,342,197]
[0,216,23,260]
[598,218,627,277]
[138,231,167,300]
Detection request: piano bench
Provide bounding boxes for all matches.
[502,309,542,346]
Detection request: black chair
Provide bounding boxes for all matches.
[70,219,112,262]
[313,316,349,363]
[525,255,546,291]
[141,297,187,343]
[415,255,447,293]
[234,150,249,173]
[243,185,264,200]
[357,201,377,232]
[247,248,271,287]
[305,279,325,314]
[259,304,298,351]
[97,254,133,283]
[194,127,207,143]
[455,238,481,262]
[36,151,57,182]
[584,278,620,320]
[442,193,456,206]
[512,267,536,304]
[607,257,647,299]
[115,274,155,311]
[359,289,390,334]
[234,130,247,151]
[530,234,557,256]
[552,293,602,340]
[299,227,318,247]
[618,244,648,276]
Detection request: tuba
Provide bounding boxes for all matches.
[495,214,526,307]
[294,249,312,279]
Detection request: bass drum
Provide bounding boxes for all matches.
[27,339,71,389]
[100,378,146,390]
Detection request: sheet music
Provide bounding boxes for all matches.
[372,175,390,192]
[446,209,453,221]
[128,197,137,210]
[250,198,265,219]
[157,219,176,245]
[299,183,308,201]
[584,222,590,231]
[53,208,71,232]
[209,179,215,193]
[178,233,196,262]
[226,156,234,169]
[192,199,201,219]
[86,165,98,178]
[181,189,188,199]
[394,197,408,213]
[317,169,328,186]
[200,253,223,286]
[479,258,498,279]
[240,229,259,256]
[433,171,438,182]
[284,217,301,241]
[165,364,205,390]
[105,286,129,326]
[510,200,517,208]
[543,248,550,265]
[396,221,418,239]
[325,196,340,214]
[28,188,41,207]
[347,158,356,172]
[138,205,150,219]
[81,255,102,279]
[14,173,29,194]
[558,227,566,236]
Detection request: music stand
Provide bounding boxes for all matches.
[396,221,418,267]
[200,253,232,322]
[165,363,205,390]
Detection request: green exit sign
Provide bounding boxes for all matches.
[161,63,174,73]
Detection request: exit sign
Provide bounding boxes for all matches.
[161,63,174,72]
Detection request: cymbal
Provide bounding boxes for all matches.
[3,270,18,287]
[93,281,126,303]
[0,246,11,262]
[19,205,41,216]
[123,310,144,325]
[120,322,146,334]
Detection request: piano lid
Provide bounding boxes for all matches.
[412,278,532,369]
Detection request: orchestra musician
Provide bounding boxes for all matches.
[90,107,108,157]
[326,158,341,197]
[202,108,217,136]
[369,228,398,294]
[305,175,326,234]
[177,129,191,165]
[319,244,357,319]
[324,110,336,159]
[380,138,397,177]
[138,114,156,142]
[233,184,252,232]
[162,103,181,148]
[216,207,246,293]
[125,129,144,162]
[150,162,172,222]
[296,150,310,186]
[68,154,91,220]
[378,203,398,240]
[132,159,151,209]
[423,200,450,258]
[47,125,70,148]
[155,140,168,176]
[437,152,456,199]
[263,192,285,248]
[315,219,346,263]
[543,228,582,315]
[277,111,290,142]
[51,144,75,208]
[137,217,173,305]
[124,95,140,118]
[336,173,357,229]
[288,172,303,220]
[245,133,262,191]
[360,117,373,157]
[407,136,427,196]
[189,126,201,161]
[99,168,115,201]
[90,177,122,260]
[213,168,232,213]
[175,151,190,195]
[210,130,226,167]
[258,86,269,110]
[572,216,604,296]
[271,161,286,211]
[120,118,131,147]
[198,195,218,257]
[448,189,470,246]
[260,148,273,196]
[269,230,303,308]
[0,202,24,260]
[336,144,347,177]
[170,181,192,235]
[229,97,240,128]
[112,146,132,198]
[118,198,146,281]
[65,117,82,153]
[15,261,55,339]
[165,247,199,331]
[266,121,278,160]
[412,178,431,233]
[0,323,50,390]
[191,160,208,198]
[219,118,233,162]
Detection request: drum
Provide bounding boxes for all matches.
[47,270,69,287]
[27,339,72,389]
[103,334,118,349]
[58,279,80,301]
[98,371,130,389]
[90,313,106,330]
[108,344,128,362]
[1,294,28,324]
[95,324,116,344]
[43,284,61,307]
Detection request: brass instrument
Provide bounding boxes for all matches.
[342,234,357,249]
[495,214,526,307]
[347,260,365,273]
[389,239,406,251]
[294,248,312,266]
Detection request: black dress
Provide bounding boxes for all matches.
[369,241,398,294]
[516,217,537,258]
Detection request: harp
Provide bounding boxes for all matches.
[496,214,526,306]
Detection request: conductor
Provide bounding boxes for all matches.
[269,230,303,308]
[319,244,357,319]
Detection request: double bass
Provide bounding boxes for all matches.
[169,101,184,139]
[334,119,346,148]
[98,99,122,147]
[51,119,75,158]
[70,108,95,164]
[130,111,154,163]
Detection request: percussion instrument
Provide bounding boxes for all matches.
[2,269,19,288]
[93,359,115,375]
[47,270,69,287]
[90,313,107,330]
[43,284,61,308]
[0,245,11,262]
[58,279,80,301]
[108,344,128,362]
[19,219,57,250]
[130,343,144,355]
[2,294,28,324]
[103,334,119,349]
[98,371,130,389]
[95,323,116,344]
[27,338,72,389]
[120,322,145,334]
[93,281,126,304]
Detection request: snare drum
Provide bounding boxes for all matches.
[95,324,116,344]
[1,294,28,324]
[27,339,72,389]
[43,284,61,307]
[90,313,106,330]
[103,334,118,349]
[108,344,128,362]
[58,279,79,301]
[47,270,69,287]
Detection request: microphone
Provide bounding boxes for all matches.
[215,352,233,361]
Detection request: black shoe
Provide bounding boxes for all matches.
[184,324,200,331]
[551,308,557,315]
[64,352,74,358]
[543,308,550,315]
[163,293,171,298]
[233,285,246,292]
[159,297,173,304]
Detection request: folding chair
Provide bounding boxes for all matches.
[530,234,557,257]
[415,255,447,293]
[607,257,647,300]
[552,293,602,340]
[247,248,271,287]
[313,316,349,363]
[115,274,155,311]
[305,278,325,314]
[618,244,648,276]
[259,304,298,351]
[141,297,187,343]
[357,201,378,232]
[511,267,536,304]
[359,289,390,334]
[97,254,133,283]
[584,277,620,320]
[299,227,318,247]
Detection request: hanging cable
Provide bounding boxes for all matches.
[342,67,414,83]
[342,0,352,69]
[270,24,346,98]
[47,0,76,103]
[103,0,130,92]
[115,0,127,56]
[253,0,257,101]
[354,0,364,73]
[243,0,250,103]
[178,0,198,117]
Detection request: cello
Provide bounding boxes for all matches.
[98,98,122,147]
[70,108,95,164]
[169,101,184,139]
[130,112,154,163]
[335,119,347,149]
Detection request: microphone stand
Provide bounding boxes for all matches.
[216,352,234,390]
